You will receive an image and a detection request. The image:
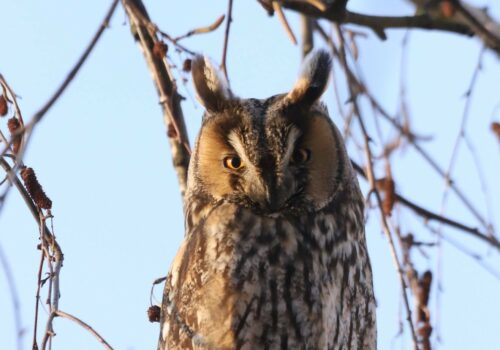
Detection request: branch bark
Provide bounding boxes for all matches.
[122,0,191,201]
[53,310,114,350]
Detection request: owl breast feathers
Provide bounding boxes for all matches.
[158,50,376,350]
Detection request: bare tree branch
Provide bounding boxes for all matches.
[122,0,191,200]
[267,1,474,39]
[0,243,23,350]
[273,1,298,45]
[221,0,235,82]
[300,15,314,58]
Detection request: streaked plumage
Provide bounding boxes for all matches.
[158,51,376,350]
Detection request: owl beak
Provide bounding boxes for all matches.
[255,181,285,212]
[264,188,281,212]
[250,175,287,212]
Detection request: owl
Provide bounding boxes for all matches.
[158,50,376,350]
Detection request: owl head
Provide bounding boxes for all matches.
[187,50,352,213]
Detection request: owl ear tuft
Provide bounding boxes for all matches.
[286,50,332,107]
[192,55,232,112]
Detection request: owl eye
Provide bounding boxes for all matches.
[223,156,245,170]
[292,148,311,164]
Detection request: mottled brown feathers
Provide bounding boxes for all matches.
[158,50,376,350]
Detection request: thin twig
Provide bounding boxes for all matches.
[40,312,56,350]
[359,121,420,350]
[31,0,120,126]
[174,15,225,42]
[271,1,474,37]
[350,161,500,250]
[0,75,25,126]
[440,48,488,231]
[316,21,497,249]
[273,1,298,45]
[463,134,495,235]
[454,2,500,51]
[0,159,65,349]
[32,251,45,350]
[220,0,234,82]
[0,243,24,350]
[427,226,500,281]
[0,0,120,171]
[300,15,314,58]
[53,310,114,350]
[149,276,167,305]
[128,9,197,56]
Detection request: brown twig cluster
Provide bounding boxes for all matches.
[0,1,121,347]
[401,233,434,350]
[491,121,500,141]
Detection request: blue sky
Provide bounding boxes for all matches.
[1,1,499,349]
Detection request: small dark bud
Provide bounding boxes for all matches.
[147,305,161,323]
[182,59,192,72]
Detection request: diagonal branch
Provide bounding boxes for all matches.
[0,243,23,350]
[173,14,225,42]
[122,0,191,201]
[351,161,500,250]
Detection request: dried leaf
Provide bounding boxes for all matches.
[491,122,500,140]
[0,95,8,116]
[376,177,396,216]
[440,0,456,18]
[7,117,22,154]
[182,59,192,72]
[147,305,161,323]
[417,270,432,322]
[153,41,168,59]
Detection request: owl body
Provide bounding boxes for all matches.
[159,51,376,350]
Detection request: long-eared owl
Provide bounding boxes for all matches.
[158,50,376,350]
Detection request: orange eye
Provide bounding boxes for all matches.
[292,148,311,164]
[223,156,245,170]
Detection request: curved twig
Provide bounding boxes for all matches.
[173,14,225,42]
[54,310,114,350]
[122,0,191,200]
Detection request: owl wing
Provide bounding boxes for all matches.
[158,214,239,350]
